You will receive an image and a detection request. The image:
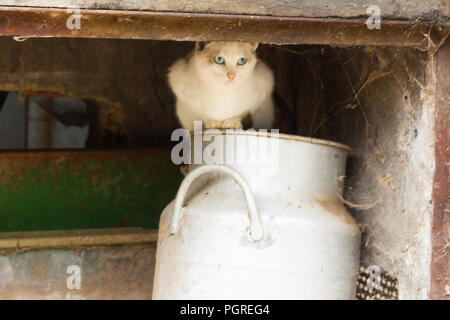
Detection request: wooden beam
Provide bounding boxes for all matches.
[0,6,448,49]
[0,228,158,251]
[430,37,450,300]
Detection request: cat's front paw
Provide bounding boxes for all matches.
[179,164,189,176]
[205,120,223,129]
[221,118,243,129]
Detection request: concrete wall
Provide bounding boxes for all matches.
[0,244,155,299]
[316,47,435,299]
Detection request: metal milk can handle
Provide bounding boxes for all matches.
[170,165,265,242]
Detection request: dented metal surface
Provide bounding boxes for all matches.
[153,132,361,299]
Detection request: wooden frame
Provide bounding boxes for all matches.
[0,6,447,49]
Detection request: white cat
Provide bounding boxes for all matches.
[168,41,275,130]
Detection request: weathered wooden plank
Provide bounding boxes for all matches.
[0,0,448,22]
[430,37,450,300]
[0,228,158,250]
[0,7,447,49]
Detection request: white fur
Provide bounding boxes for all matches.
[168,42,275,130]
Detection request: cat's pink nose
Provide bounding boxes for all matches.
[227,72,235,80]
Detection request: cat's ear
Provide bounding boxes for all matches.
[195,41,209,51]
[251,42,259,52]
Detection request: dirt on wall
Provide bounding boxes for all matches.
[314,46,436,299]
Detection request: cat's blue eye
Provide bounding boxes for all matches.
[237,57,247,65]
[214,56,225,64]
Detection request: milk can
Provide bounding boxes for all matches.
[153,130,361,299]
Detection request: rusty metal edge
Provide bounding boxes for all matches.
[0,227,158,251]
[0,6,448,49]
[430,37,450,300]
[192,129,352,152]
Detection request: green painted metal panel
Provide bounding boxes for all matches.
[0,149,182,232]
